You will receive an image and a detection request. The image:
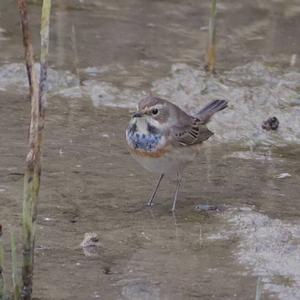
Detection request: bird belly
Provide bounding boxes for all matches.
[130,145,198,175]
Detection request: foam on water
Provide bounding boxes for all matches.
[1,61,299,145]
[81,80,143,108]
[0,63,78,93]
[151,62,300,146]
[82,62,300,145]
[208,208,300,300]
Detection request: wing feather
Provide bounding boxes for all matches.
[171,118,213,146]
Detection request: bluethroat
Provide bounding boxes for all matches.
[126,95,228,211]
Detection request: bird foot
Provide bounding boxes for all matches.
[146,201,154,207]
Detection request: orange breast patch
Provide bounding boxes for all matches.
[129,147,169,158]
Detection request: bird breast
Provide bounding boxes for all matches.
[126,118,165,152]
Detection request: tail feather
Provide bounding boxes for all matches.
[196,99,228,123]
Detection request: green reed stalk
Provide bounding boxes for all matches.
[0,225,6,300]
[205,0,217,73]
[11,231,21,300]
[17,1,39,298]
[71,24,81,85]
[17,0,52,299]
[255,277,262,300]
[33,0,52,223]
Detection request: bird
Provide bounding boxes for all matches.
[126,95,228,211]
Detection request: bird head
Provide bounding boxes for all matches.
[131,96,171,133]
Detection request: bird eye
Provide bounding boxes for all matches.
[151,108,158,115]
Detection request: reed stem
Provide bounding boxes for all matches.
[17,0,52,299]
[17,1,38,298]
[0,225,6,300]
[33,0,52,223]
[205,0,217,73]
[11,231,21,300]
[71,24,81,85]
[255,277,262,300]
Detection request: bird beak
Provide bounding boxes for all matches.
[132,111,143,118]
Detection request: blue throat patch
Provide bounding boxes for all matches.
[128,131,161,152]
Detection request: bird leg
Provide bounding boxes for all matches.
[147,173,164,207]
[171,174,182,212]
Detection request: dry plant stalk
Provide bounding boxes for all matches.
[255,277,262,300]
[16,0,52,299]
[0,225,5,299]
[11,231,21,300]
[33,0,52,223]
[205,0,217,73]
[17,1,39,296]
[71,24,81,85]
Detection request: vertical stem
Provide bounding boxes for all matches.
[32,0,52,223]
[11,231,21,300]
[255,277,262,300]
[205,0,217,73]
[0,225,6,300]
[16,0,36,97]
[22,171,35,300]
[17,0,39,296]
[30,0,52,278]
[39,0,52,119]
[56,2,66,67]
[17,0,51,298]
[71,24,81,86]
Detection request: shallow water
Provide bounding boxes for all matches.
[0,0,300,299]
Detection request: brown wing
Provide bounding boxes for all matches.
[171,118,213,146]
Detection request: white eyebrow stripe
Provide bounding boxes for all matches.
[151,104,164,110]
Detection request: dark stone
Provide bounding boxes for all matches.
[262,116,279,131]
[103,266,111,275]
